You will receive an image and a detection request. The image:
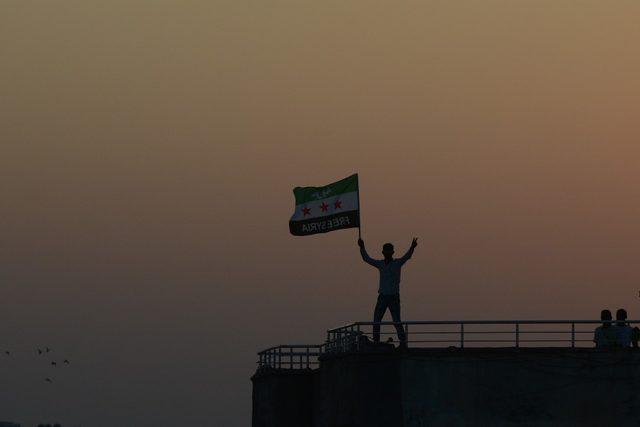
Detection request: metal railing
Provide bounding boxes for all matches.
[326,320,640,353]
[256,320,640,369]
[257,345,324,370]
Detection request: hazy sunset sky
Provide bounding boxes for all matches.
[2,1,640,425]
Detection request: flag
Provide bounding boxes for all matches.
[289,174,360,236]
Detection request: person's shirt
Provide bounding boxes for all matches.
[614,324,633,347]
[360,246,415,295]
[593,325,617,348]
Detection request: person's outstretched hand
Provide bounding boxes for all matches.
[358,238,365,248]
[411,237,418,249]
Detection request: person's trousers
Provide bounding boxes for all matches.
[373,293,406,344]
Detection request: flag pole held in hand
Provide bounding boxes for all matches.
[356,173,362,239]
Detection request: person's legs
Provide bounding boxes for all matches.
[388,294,406,345]
[372,294,387,343]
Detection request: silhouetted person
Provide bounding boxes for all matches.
[614,308,633,348]
[358,237,418,348]
[594,309,615,348]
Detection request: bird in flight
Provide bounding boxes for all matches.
[37,348,43,355]
[63,359,70,364]
[4,351,9,356]
[45,378,53,383]
[51,361,57,367]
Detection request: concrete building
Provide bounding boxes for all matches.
[252,320,640,426]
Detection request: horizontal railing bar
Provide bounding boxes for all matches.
[520,339,593,342]
[407,339,596,344]
[258,353,323,358]
[258,345,323,354]
[262,345,323,348]
[327,320,640,332]
[257,361,320,365]
[406,339,538,343]
[353,329,615,334]
[360,330,591,335]
[351,330,614,335]
[423,339,515,343]
[495,332,600,336]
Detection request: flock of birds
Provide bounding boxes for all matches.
[3,346,71,383]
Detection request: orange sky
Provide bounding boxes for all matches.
[2,1,640,425]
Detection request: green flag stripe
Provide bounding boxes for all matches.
[292,174,358,205]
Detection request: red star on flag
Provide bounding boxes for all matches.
[302,207,312,216]
[334,200,342,210]
[319,202,329,212]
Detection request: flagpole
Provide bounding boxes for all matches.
[356,173,361,240]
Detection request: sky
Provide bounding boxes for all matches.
[2,1,640,425]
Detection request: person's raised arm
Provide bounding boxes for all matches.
[358,238,377,267]
[398,237,418,265]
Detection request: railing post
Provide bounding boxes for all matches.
[290,347,293,369]
[460,323,465,348]
[405,323,409,348]
[351,325,355,350]
[306,347,310,368]
[571,323,575,348]
[516,323,520,348]
[278,347,282,369]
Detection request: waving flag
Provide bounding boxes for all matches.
[289,174,360,236]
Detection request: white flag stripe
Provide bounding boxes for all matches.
[290,191,358,221]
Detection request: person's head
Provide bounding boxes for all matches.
[382,243,394,259]
[616,308,628,326]
[601,309,612,327]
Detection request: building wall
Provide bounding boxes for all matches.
[401,348,640,426]
[313,353,403,427]
[252,368,315,427]
[252,349,640,427]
